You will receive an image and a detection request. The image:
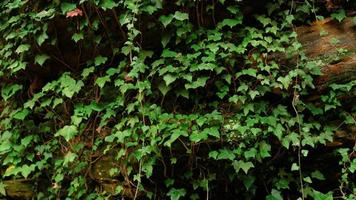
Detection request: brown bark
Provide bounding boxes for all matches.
[296,16,356,91]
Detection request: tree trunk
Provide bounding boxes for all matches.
[296,16,356,91]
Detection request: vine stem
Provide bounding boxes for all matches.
[206,178,209,200]
[292,94,304,200]
[292,54,305,200]
[134,90,146,200]
[133,152,143,200]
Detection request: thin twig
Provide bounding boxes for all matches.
[112,9,127,41]
[292,55,305,200]
[50,54,75,71]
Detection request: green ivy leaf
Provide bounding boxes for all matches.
[330,37,340,45]
[227,6,239,14]
[331,9,346,22]
[233,160,254,174]
[15,44,30,54]
[158,82,171,96]
[94,55,108,66]
[240,177,254,193]
[275,178,289,190]
[303,176,312,183]
[311,170,325,180]
[218,149,235,160]
[244,148,257,160]
[1,84,22,101]
[221,18,242,28]
[266,189,283,200]
[60,76,84,98]
[291,163,299,171]
[285,15,294,24]
[248,90,259,100]
[350,159,356,173]
[63,151,77,166]
[95,76,110,88]
[163,74,176,86]
[167,188,186,200]
[54,173,64,183]
[208,151,219,159]
[100,0,118,10]
[159,14,174,27]
[161,33,171,47]
[189,130,208,143]
[174,11,189,21]
[164,179,175,187]
[205,127,220,138]
[282,132,299,148]
[256,15,272,27]
[241,68,257,77]
[176,89,189,99]
[266,26,278,35]
[61,2,77,14]
[20,164,35,179]
[12,109,30,120]
[312,190,333,200]
[82,66,95,79]
[72,32,84,43]
[8,61,27,73]
[277,76,291,89]
[37,31,49,45]
[142,5,157,15]
[185,77,209,89]
[52,98,63,108]
[0,181,6,196]
[219,0,226,4]
[35,9,55,20]
[35,54,50,66]
[0,141,11,154]
[259,141,271,158]
[165,129,187,147]
[161,49,177,58]
[195,63,217,71]
[55,125,78,142]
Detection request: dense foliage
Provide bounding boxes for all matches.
[0,0,355,199]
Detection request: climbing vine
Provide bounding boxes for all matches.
[0,0,355,199]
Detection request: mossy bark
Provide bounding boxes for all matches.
[297,16,356,90]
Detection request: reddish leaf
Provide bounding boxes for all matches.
[66,8,83,18]
[124,75,134,82]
